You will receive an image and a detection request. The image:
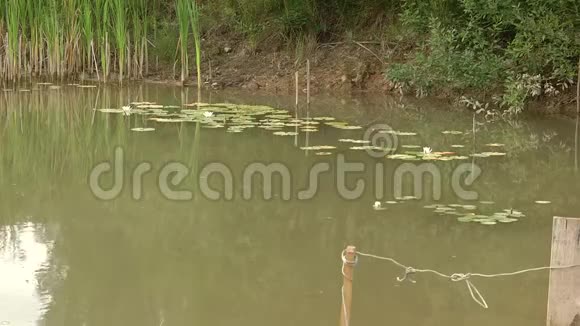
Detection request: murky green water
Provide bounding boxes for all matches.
[1,84,579,326]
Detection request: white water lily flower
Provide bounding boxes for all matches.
[203,111,214,118]
[373,201,382,209]
[122,106,132,116]
[423,147,432,154]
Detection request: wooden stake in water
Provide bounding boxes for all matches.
[295,71,299,108]
[547,217,580,326]
[306,59,311,105]
[576,57,579,116]
[340,246,356,326]
[574,115,580,172]
[294,71,299,147]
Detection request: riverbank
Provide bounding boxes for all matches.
[1,1,577,116]
[136,32,578,117]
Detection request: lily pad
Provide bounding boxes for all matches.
[424,204,445,209]
[498,218,518,223]
[300,145,336,150]
[273,131,298,136]
[335,125,363,130]
[482,152,507,157]
[339,139,371,144]
[301,121,320,125]
[131,127,155,132]
[150,117,187,123]
[350,145,391,151]
[380,130,417,136]
[388,154,419,160]
[98,108,124,113]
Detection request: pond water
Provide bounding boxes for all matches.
[1,84,579,326]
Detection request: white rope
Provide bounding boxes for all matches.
[344,250,580,310]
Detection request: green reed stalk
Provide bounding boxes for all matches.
[81,0,94,74]
[189,0,202,90]
[99,0,112,81]
[176,0,189,83]
[6,0,20,80]
[42,0,58,77]
[113,0,126,82]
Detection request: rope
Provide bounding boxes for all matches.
[342,250,580,310]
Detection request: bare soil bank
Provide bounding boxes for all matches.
[145,35,398,93]
[107,34,578,116]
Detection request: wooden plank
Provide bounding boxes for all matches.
[547,217,580,326]
[340,246,356,326]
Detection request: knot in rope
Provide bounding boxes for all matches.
[450,273,471,282]
[341,250,358,266]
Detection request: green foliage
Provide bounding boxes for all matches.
[500,74,542,115]
[149,23,179,64]
[388,20,505,96]
[388,0,580,114]
[0,0,578,108]
[204,0,403,46]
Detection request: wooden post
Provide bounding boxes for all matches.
[547,217,580,326]
[306,59,311,105]
[340,245,356,326]
[295,71,299,108]
[575,117,578,172]
[576,57,579,116]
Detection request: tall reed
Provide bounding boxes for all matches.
[189,1,202,89]
[0,0,168,82]
[113,0,126,82]
[175,0,189,83]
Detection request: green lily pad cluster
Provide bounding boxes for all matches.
[97,102,333,135]
[424,204,525,225]
[96,102,511,161]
